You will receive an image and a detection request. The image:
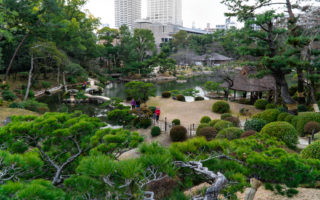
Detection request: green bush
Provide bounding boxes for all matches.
[214,120,234,132]
[196,123,210,135]
[139,118,152,129]
[172,119,180,126]
[200,116,211,124]
[244,119,267,132]
[151,126,161,137]
[224,116,240,127]
[107,109,135,126]
[212,101,230,114]
[217,127,244,140]
[266,103,276,109]
[162,91,171,98]
[41,81,51,89]
[170,126,187,142]
[261,122,298,148]
[209,119,221,127]
[195,96,204,101]
[176,94,185,102]
[253,109,281,123]
[284,115,294,123]
[301,140,320,159]
[291,116,299,127]
[221,113,232,120]
[304,121,320,135]
[241,130,257,138]
[148,106,156,113]
[1,90,17,101]
[254,99,269,110]
[298,104,308,112]
[9,102,24,109]
[0,83,9,90]
[277,112,290,121]
[0,99,3,106]
[296,112,320,136]
[197,127,218,141]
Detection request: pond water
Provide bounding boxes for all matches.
[38,75,220,116]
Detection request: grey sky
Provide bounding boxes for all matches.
[84,0,229,29]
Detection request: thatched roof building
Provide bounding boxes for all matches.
[193,53,233,66]
[221,66,276,92]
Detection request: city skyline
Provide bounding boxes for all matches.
[84,0,229,29]
[115,0,141,29]
[147,0,183,26]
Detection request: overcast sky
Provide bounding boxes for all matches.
[84,0,230,29]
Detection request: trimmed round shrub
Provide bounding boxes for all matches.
[304,121,320,135]
[221,113,232,120]
[212,101,230,114]
[266,103,276,109]
[284,115,294,123]
[296,112,320,136]
[224,116,240,127]
[162,91,171,98]
[170,126,187,142]
[241,130,257,138]
[200,116,211,124]
[254,99,268,110]
[301,140,320,159]
[244,119,267,132]
[298,104,308,112]
[196,123,210,135]
[195,96,204,101]
[261,122,298,148]
[172,119,181,126]
[277,112,290,121]
[151,126,161,137]
[176,94,185,102]
[291,116,299,128]
[214,120,234,132]
[140,118,152,129]
[197,127,218,141]
[217,127,244,140]
[1,90,17,101]
[253,109,281,123]
[209,119,221,127]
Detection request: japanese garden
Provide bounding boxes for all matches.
[1,0,320,199]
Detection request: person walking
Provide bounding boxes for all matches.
[82,81,87,90]
[131,98,136,110]
[155,107,161,122]
[136,100,141,109]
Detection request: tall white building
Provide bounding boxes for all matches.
[115,0,141,29]
[147,0,183,26]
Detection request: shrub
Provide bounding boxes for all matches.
[277,112,290,121]
[214,120,234,132]
[266,103,276,109]
[176,94,185,102]
[1,90,17,101]
[10,100,50,114]
[197,127,218,141]
[0,83,9,90]
[296,112,320,136]
[253,109,281,123]
[9,102,24,109]
[139,118,152,129]
[244,119,267,132]
[212,101,230,114]
[298,104,308,112]
[172,119,181,126]
[304,121,320,135]
[224,116,240,127]
[0,99,3,106]
[200,116,211,124]
[239,108,250,116]
[170,126,187,142]
[148,106,156,113]
[162,91,171,98]
[291,116,299,128]
[284,115,294,123]
[196,123,210,135]
[221,113,232,120]
[107,109,135,126]
[301,140,320,159]
[195,96,204,101]
[241,130,257,138]
[151,126,161,137]
[254,99,269,110]
[261,122,298,148]
[217,127,244,140]
[41,81,51,89]
[209,119,221,127]
[277,106,287,113]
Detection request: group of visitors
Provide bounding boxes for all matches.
[131,98,161,122]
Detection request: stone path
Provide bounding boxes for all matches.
[297,137,309,149]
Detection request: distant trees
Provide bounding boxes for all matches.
[125,81,156,102]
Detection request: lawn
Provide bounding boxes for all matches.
[0,108,40,126]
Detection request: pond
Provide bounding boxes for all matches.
[38,75,220,116]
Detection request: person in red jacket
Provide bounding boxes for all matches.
[155,107,161,122]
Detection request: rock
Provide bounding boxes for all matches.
[3,117,11,126]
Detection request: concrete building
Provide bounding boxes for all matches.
[216,18,238,30]
[115,0,141,29]
[147,0,183,26]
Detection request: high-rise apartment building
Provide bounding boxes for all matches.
[147,0,183,26]
[115,0,141,29]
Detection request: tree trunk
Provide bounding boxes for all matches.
[310,80,319,112]
[4,32,30,82]
[63,72,67,92]
[297,67,305,104]
[24,56,34,101]
[280,74,295,105]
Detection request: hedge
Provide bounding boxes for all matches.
[296,112,320,136]
[254,99,268,110]
[253,109,281,123]
[277,112,290,121]
[216,127,244,140]
[213,120,234,132]
[212,101,230,114]
[244,119,267,132]
[261,122,298,148]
